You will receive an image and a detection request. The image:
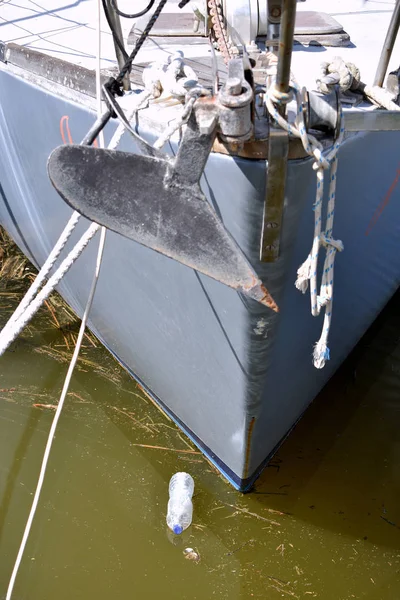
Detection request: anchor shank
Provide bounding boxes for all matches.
[172,105,218,186]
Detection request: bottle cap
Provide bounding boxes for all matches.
[173,524,183,535]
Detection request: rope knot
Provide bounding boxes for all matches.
[317,57,361,95]
[267,83,295,106]
[311,148,330,171]
[319,234,344,252]
[142,51,199,100]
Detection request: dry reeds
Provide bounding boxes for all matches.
[0,227,34,284]
[0,227,204,462]
[0,225,97,349]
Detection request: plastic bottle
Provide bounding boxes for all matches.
[166,472,194,535]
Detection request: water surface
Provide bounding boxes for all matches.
[0,285,399,599]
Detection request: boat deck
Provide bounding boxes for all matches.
[0,1,399,93]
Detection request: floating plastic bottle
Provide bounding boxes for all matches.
[166,472,194,535]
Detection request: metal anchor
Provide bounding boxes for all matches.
[47,94,278,311]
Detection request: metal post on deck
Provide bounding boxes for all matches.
[104,0,131,91]
[373,0,400,88]
[260,0,297,262]
[275,0,297,111]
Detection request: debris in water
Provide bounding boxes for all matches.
[224,503,281,526]
[130,443,200,454]
[226,539,254,556]
[183,548,200,563]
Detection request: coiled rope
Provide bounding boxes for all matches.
[317,56,400,111]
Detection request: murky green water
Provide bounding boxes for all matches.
[0,283,399,599]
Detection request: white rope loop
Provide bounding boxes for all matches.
[266,80,345,369]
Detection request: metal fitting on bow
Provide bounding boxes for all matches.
[217,58,254,142]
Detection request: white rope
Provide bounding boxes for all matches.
[4,32,188,590]
[317,56,400,111]
[111,89,153,146]
[0,0,153,349]
[154,94,197,150]
[5,225,106,600]
[153,82,207,150]
[8,212,81,325]
[0,88,151,356]
[5,4,110,597]
[266,82,344,369]
[0,222,100,355]
[142,50,198,100]
[142,49,203,150]
[5,71,162,595]
[4,88,152,594]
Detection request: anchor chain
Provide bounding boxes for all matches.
[208,0,234,64]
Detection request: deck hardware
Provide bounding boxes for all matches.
[374,0,400,87]
[260,0,296,262]
[260,126,288,262]
[103,0,131,90]
[218,58,253,142]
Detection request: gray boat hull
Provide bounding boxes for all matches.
[0,67,399,489]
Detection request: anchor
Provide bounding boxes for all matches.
[47,60,278,312]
